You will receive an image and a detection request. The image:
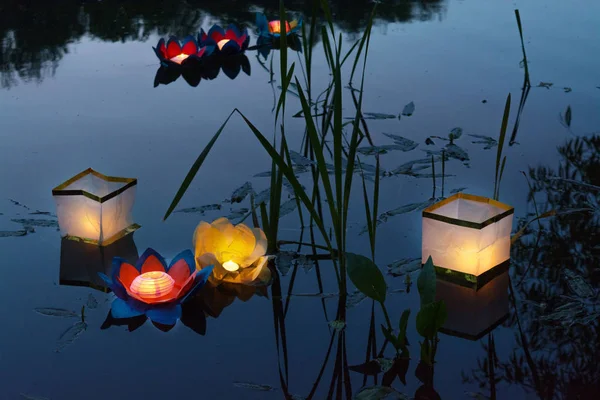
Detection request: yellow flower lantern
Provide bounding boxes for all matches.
[435,271,509,340]
[52,168,140,246]
[422,193,514,289]
[59,233,139,292]
[194,217,269,285]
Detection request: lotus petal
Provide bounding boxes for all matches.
[136,248,167,274]
[146,304,182,326]
[111,298,144,319]
[181,35,197,55]
[166,37,182,59]
[115,260,140,291]
[182,265,214,303]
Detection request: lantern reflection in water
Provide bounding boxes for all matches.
[422,193,514,289]
[436,271,509,340]
[52,168,140,246]
[59,233,139,292]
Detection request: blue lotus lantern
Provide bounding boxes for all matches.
[199,24,250,55]
[98,248,213,328]
[153,35,213,67]
[256,12,302,38]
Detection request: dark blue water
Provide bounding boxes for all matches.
[1,0,599,399]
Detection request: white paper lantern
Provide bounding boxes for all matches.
[52,168,140,246]
[59,234,139,291]
[422,193,514,289]
[436,271,509,340]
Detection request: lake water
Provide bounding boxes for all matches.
[1,0,599,399]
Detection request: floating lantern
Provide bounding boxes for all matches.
[194,217,270,285]
[59,233,139,292]
[153,54,250,87]
[52,168,140,246]
[199,24,249,55]
[422,193,514,289]
[256,12,302,38]
[153,35,213,67]
[436,271,509,340]
[98,248,214,327]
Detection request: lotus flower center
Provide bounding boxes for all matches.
[130,271,175,299]
[170,54,189,64]
[222,260,240,272]
[268,20,291,34]
[217,39,231,50]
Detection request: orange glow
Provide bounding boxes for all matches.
[222,260,240,272]
[170,53,189,64]
[268,20,291,34]
[217,39,231,50]
[130,271,175,299]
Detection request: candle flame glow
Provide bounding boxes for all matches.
[130,271,175,299]
[222,260,240,272]
[170,54,189,64]
[217,39,231,50]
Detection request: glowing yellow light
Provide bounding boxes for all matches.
[170,54,189,64]
[268,20,291,34]
[222,260,240,272]
[422,193,514,287]
[217,39,231,50]
[130,271,175,299]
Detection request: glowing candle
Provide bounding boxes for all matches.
[170,53,189,64]
[222,260,240,272]
[268,20,291,34]
[130,271,175,299]
[53,168,139,246]
[217,39,230,50]
[422,193,514,289]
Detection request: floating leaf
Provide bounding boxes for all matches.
[34,308,79,318]
[354,385,409,400]
[347,290,367,309]
[233,382,276,392]
[444,143,470,162]
[425,138,435,145]
[229,182,253,203]
[174,204,221,214]
[9,199,30,210]
[417,256,436,306]
[253,171,273,178]
[11,219,58,228]
[0,230,28,237]
[357,144,411,156]
[450,187,468,194]
[563,87,572,93]
[254,188,270,205]
[376,358,394,373]
[86,294,98,309]
[537,81,553,89]
[382,133,419,151]
[416,300,447,340]
[565,105,572,127]
[360,112,397,120]
[329,319,346,331]
[563,269,594,298]
[382,356,410,386]
[225,208,249,221]
[275,251,294,276]
[279,198,298,218]
[379,199,435,222]
[289,150,316,167]
[29,211,56,217]
[55,321,87,352]
[346,253,387,303]
[387,258,421,277]
[448,127,463,140]
[401,101,415,116]
[468,134,498,150]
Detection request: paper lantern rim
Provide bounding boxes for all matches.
[52,168,137,204]
[422,193,514,230]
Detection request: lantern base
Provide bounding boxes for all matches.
[63,223,141,247]
[433,259,510,291]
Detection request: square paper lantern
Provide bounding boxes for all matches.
[59,234,139,292]
[422,193,514,289]
[52,168,140,246]
[436,272,509,340]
